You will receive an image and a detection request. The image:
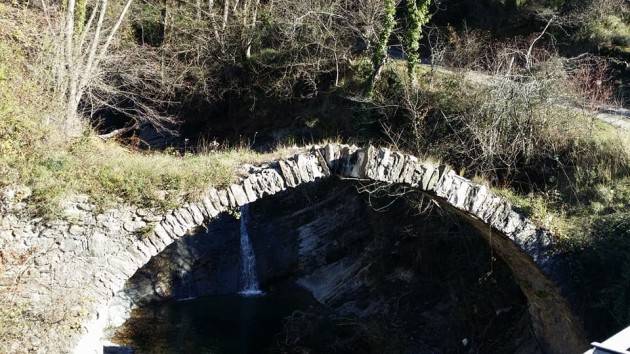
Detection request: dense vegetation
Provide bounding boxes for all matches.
[1,0,629,344]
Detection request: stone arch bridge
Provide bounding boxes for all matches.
[79,144,586,354]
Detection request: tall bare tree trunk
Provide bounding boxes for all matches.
[64,0,82,136]
[222,0,230,30]
[242,0,250,26]
[244,0,260,59]
[207,0,221,42]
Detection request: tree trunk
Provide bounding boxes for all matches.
[64,0,82,136]
[222,0,230,30]
[366,0,396,97]
[244,0,260,58]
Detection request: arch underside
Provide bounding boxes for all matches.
[100,144,587,354]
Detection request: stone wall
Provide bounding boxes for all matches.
[0,187,166,353]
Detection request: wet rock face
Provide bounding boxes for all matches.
[123,213,241,303]
[123,180,372,304]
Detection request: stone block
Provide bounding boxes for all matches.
[247,173,265,198]
[135,240,157,259]
[296,154,313,182]
[314,148,331,177]
[476,194,502,222]
[322,143,341,170]
[500,210,525,236]
[242,178,258,202]
[146,230,168,251]
[345,148,368,178]
[124,247,148,268]
[88,233,109,257]
[164,214,186,237]
[123,220,147,232]
[226,187,238,207]
[449,179,472,209]
[337,145,359,176]
[154,223,175,244]
[304,153,325,180]
[159,219,178,240]
[207,188,223,211]
[468,185,490,214]
[418,164,435,190]
[279,160,299,187]
[259,168,285,195]
[229,184,249,206]
[108,256,136,278]
[489,201,512,229]
[399,155,418,184]
[388,152,406,182]
[173,208,194,228]
[217,189,230,207]
[201,196,219,218]
[187,203,205,225]
[435,169,455,198]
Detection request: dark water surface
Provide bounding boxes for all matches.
[115,286,314,354]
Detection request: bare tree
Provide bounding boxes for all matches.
[57,0,134,137]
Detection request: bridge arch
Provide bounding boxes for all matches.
[90,144,586,354]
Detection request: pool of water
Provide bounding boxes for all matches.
[113,286,315,354]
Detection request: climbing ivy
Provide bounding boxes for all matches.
[367,0,397,97]
[405,0,432,76]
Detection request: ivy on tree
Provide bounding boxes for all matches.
[367,0,397,97]
[405,0,432,76]
[368,0,433,96]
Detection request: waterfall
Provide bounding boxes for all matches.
[238,205,264,296]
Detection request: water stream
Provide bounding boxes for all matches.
[112,286,316,354]
[238,205,264,296]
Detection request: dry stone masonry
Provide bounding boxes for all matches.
[0,144,585,354]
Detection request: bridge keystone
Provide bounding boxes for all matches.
[279,160,300,187]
